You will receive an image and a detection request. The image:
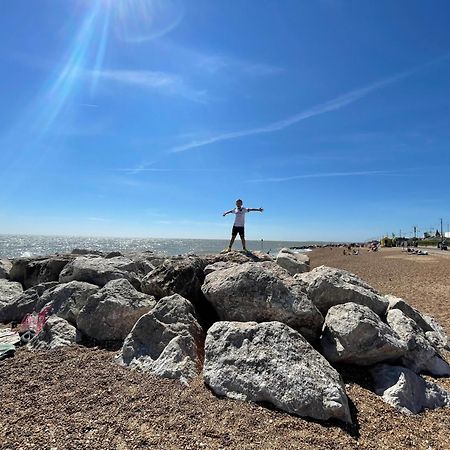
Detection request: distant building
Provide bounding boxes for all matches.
[445,232,450,239]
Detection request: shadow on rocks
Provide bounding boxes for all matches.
[337,364,374,391]
[76,333,123,352]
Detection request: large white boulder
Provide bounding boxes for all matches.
[295,266,389,316]
[204,321,352,423]
[385,295,433,332]
[370,364,450,414]
[29,316,80,350]
[0,279,23,316]
[77,279,156,342]
[201,262,323,342]
[59,256,145,289]
[204,251,272,266]
[118,294,204,380]
[386,309,450,376]
[320,302,407,365]
[276,248,310,275]
[423,314,450,352]
[203,261,238,276]
[36,281,99,325]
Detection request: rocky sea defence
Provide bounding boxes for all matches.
[1,248,449,423]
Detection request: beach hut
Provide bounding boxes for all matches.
[381,237,393,247]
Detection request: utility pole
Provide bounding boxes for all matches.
[413,226,417,238]
[440,218,443,238]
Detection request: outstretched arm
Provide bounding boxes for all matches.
[247,207,264,212]
[223,209,234,217]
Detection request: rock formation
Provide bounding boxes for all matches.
[118,294,204,380]
[77,279,156,342]
[204,321,352,423]
[275,248,310,275]
[0,250,449,422]
[321,302,407,365]
[296,265,389,316]
[201,261,323,342]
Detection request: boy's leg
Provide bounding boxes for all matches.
[228,227,238,250]
[239,229,247,250]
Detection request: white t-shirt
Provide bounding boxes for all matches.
[233,207,247,227]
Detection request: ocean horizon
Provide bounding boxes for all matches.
[0,234,335,259]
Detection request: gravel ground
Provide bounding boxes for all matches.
[1,247,449,450]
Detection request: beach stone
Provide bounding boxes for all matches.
[128,253,156,276]
[128,251,167,269]
[295,265,389,316]
[204,321,351,424]
[320,302,407,365]
[36,281,99,325]
[10,256,73,290]
[386,309,450,376]
[59,256,144,289]
[118,294,204,379]
[370,364,450,414]
[276,248,310,275]
[0,282,58,323]
[205,250,273,266]
[141,256,206,301]
[28,316,80,350]
[423,314,450,351]
[0,279,23,313]
[201,262,323,342]
[204,261,238,275]
[0,259,12,279]
[77,279,156,342]
[386,295,433,333]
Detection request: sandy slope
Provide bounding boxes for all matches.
[0,247,449,450]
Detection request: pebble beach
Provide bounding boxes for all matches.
[1,247,449,450]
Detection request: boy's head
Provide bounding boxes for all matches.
[236,199,243,207]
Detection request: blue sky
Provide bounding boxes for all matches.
[1,0,450,241]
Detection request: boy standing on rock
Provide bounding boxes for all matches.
[223,199,263,252]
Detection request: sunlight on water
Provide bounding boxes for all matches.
[0,235,320,259]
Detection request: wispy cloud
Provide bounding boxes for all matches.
[197,54,284,77]
[168,57,447,154]
[87,217,110,222]
[88,69,208,103]
[246,165,446,183]
[158,41,284,78]
[246,170,399,183]
[112,166,229,175]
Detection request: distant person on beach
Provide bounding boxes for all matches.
[223,199,263,252]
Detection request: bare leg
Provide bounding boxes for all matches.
[240,235,246,250]
[228,235,236,250]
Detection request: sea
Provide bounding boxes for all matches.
[0,234,325,259]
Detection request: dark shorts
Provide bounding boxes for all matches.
[232,226,245,238]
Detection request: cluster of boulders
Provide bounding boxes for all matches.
[1,248,449,424]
